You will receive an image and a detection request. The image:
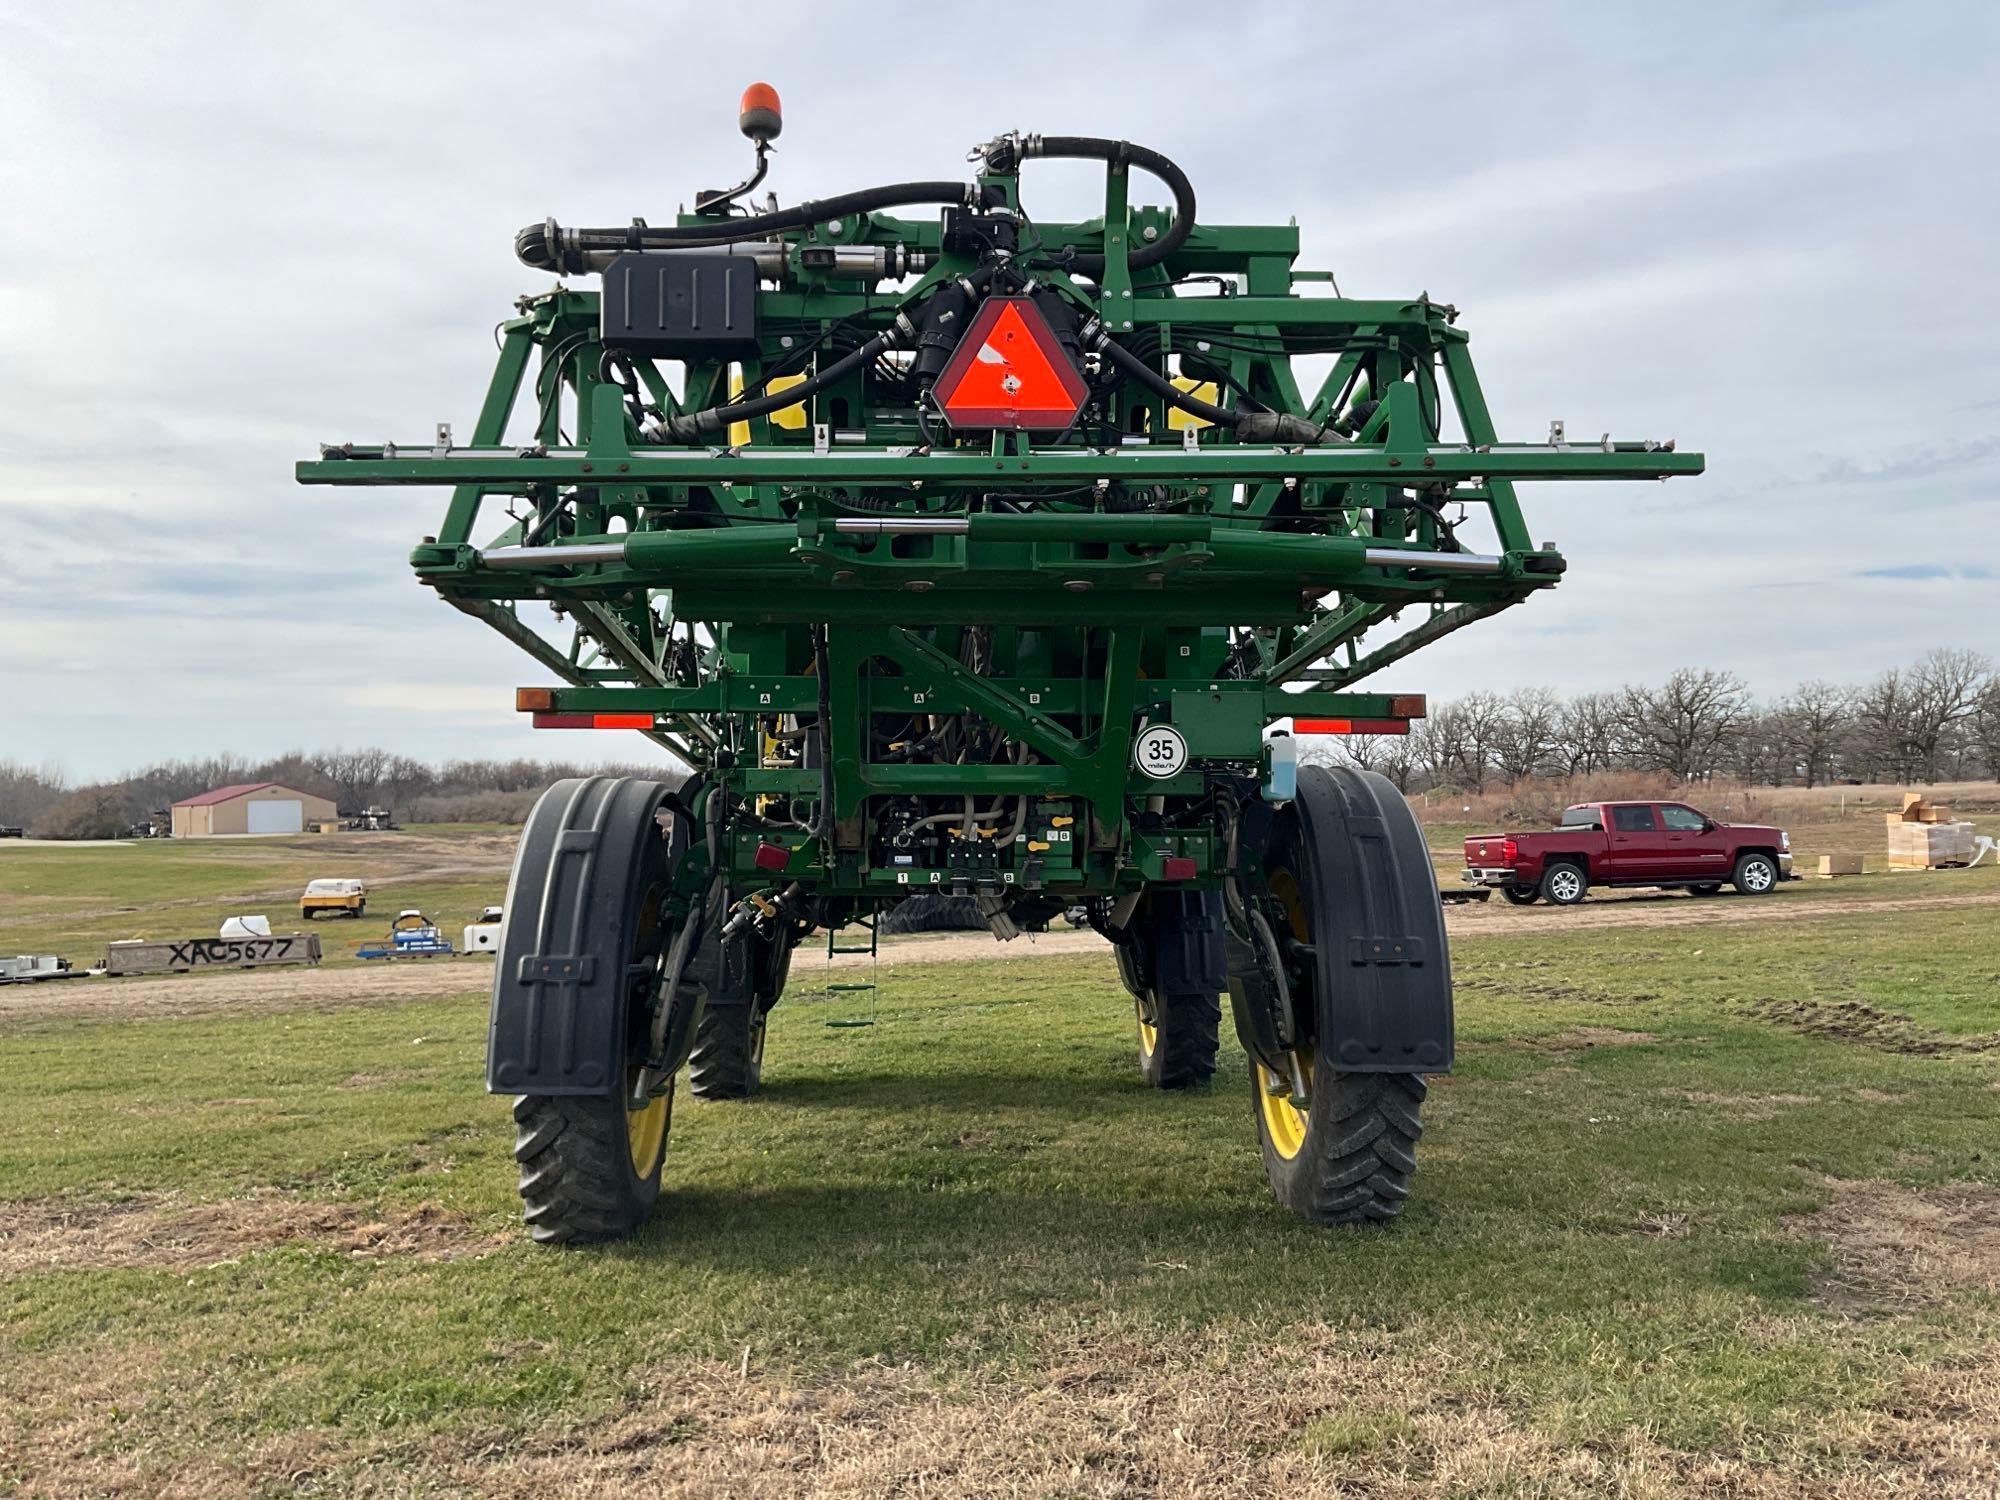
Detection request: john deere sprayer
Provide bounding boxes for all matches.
[298,86,1700,1242]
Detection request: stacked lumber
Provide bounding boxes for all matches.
[1885,794,1976,868]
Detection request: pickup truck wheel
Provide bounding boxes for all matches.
[1500,884,1540,906]
[1732,853,1779,895]
[1540,863,1589,906]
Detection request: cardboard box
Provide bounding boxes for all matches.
[1886,820,1976,869]
[1817,852,1865,877]
[1902,791,1925,813]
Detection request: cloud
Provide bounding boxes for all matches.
[1857,564,1995,581]
[2,0,1998,776]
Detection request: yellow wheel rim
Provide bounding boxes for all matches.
[1258,1050,1314,1160]
[625,1068,668,1176]
[1257,862,1315,1160]
[1137,1010,1158,1058]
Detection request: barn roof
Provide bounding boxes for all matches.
[172,782,292,808]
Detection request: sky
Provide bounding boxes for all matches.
[1,0,1995,781]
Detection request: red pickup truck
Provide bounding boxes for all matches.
[1462,800,1792,906]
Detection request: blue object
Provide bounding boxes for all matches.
[1262,732,1297,803]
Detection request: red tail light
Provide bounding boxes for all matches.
[1502,838,1519,863]
[1293,717,1410,736]
[532,712,655,729]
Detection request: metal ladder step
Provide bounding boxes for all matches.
[828,945,877,955]
[826,981,876,992]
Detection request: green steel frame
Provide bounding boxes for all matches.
[296,145,1701,908]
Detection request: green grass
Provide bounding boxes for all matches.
[4,903,1998,1473]
[3,826,1998,1489]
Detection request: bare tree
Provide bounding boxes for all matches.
[1616,668,1751,780]
[1493,686,1562,781]
[1721,707,1788,785]
[1972,675,2000,782]
[1414,701,1474,791]
[314,747,394,814]
[1774,680,1852,787]
[1849,668,1915,783]
[0,761,68,829]
[1905,648,1990,780]
[1457,691,1508,791]
[1555,692,1619,774]
[1374,732,1422,792]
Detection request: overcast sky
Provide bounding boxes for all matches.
[2,1,1995,781]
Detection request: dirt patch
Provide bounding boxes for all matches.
[0,1192,508,1275]
[1521,1026,1661,1050]
[1793,1178,2000,1311]
[837,927,1105,968]
[7,1322,2000,1499]
[1740,998,2000,1057]
[1682,1090,1820,1120]
[336,1068,426,1090]
[0,960,495,1024]
[6,931,1105,1027]
[1446,885,2000,934]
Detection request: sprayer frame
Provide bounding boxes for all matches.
[297,146,1701,909]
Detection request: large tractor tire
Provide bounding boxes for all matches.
[688,933,770,1099]
[1137,988,1222,1090]
[1116,893,1225,1090]
[1237,767,1445,1224]
[494,776,692,1245]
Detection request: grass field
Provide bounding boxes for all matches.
[3,820,1999,1495]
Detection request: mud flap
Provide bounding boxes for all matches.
[1112,891,1225,1000]
[1292,765,1453,1073]
[486,775,691,1097]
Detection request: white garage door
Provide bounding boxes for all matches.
[247,800,304,834]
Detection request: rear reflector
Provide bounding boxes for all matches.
[1161,856,1198,881]
[1292,717,1410,736]
[1388,694,1428,719]
[515,687,556,712]
[753,842,791,871]
[531,712,655,729]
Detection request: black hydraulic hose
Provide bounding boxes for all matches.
[1085,319,1340,445]
[808,626,835,841]
[518,181,974,273]
[658,268,997,442]
[662,329,892,441]
[994,136,1196,277]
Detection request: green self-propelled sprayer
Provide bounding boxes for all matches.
[297,85,1701,1242]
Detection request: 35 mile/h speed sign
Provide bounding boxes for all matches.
[1133,725,1188,780]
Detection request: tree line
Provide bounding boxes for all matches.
[1329,648,1998,792]
[0,750,658,839]
[4,647,1993,837]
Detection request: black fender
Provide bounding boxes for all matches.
[1293,765,1453,1073]
[1149,890,1227,994]
[486,774,693,1098]
[1111,890,1226,1001]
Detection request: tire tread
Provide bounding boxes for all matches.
[1140,988,1221,1089]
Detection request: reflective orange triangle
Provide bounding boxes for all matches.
[935,297,1089,429]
